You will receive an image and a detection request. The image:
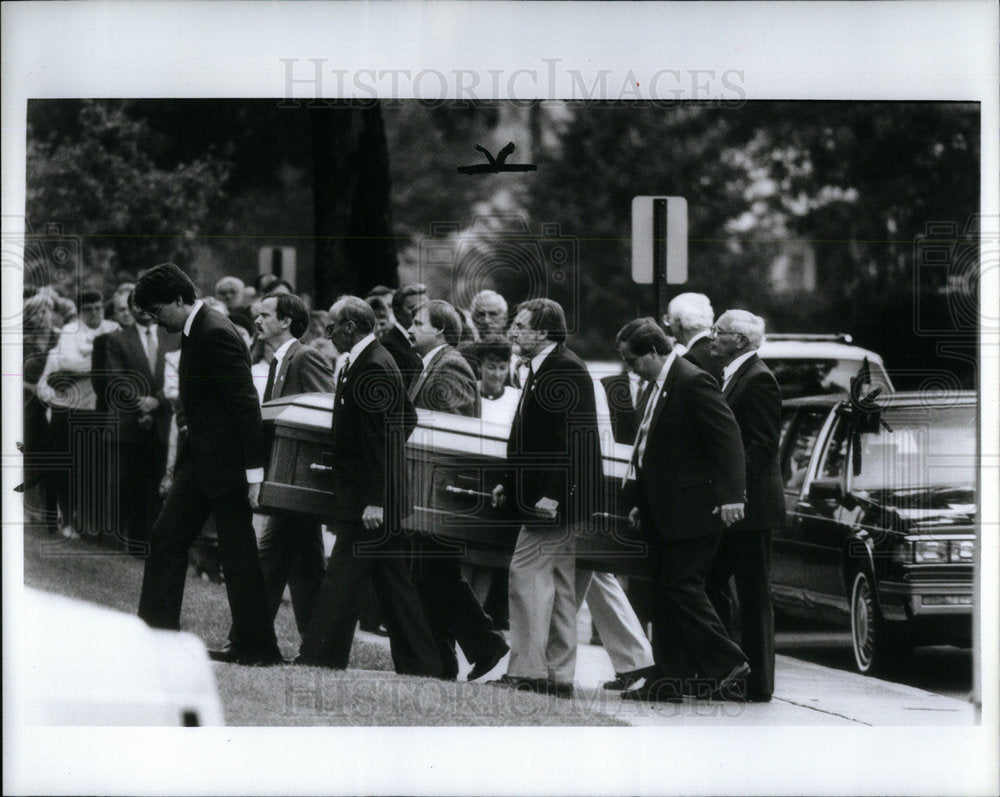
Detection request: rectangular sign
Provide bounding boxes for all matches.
[631,196,688,285]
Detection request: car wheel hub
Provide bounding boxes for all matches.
[851,573,876,671]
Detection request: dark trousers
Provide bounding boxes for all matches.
[115,429,167,550]
[47,407,111,538]
[137,459,277,655]
[648,531,747,684]
[231,512,325,637]
[299,521,444,677]
[46,407,73,529]
[22,391,56,529]
[706,526,775,698]
[414,539,506,679]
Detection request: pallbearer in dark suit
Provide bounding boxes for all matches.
[101,293,178,549]
[367,286,423,391]
[407,299,509,681]
[488,299,603,698]
[133,263,281,666]
[220,294,335,653]
[705,310,784,702]
[665,292,723,386]
[296,297,443,677]
[616,318,750,703]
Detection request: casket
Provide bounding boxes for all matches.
[258,393,650,577]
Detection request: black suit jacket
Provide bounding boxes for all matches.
[723,353,785,530]
[269,339,335,399]
[329,339,417,527]
[101,324,178,443]
[176,305,266,497]
[505,344,603,528]
[600,372,642,445]
[380,325,423,391]
[683,334,723,386]
[625,356,746,542]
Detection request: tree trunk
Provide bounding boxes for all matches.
[312,102,398,309]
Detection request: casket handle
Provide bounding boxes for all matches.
[445,485,491,498]
[309,463,334,473]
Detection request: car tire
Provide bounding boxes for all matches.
[850,569,894,675]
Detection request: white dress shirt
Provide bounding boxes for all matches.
[624,351,677,483]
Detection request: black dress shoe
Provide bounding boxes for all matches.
[467,641,510,681]
[545,680,574,699]
[603,666,657,691]
[488,674,543,691]
[208,644,284,666]
[488,674,573,698]
[620,679,684,704]
[709,662,751,701]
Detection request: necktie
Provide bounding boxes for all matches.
[515,362,534,416]
[633,379,651,410]
[512,358,529,389]
[624,380,660,485]
[338,354,351,386]
[263,356,279,402]
[145,326,158,374]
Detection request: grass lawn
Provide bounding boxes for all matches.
[21,522,624,726]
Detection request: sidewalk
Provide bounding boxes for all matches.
[354,627,978,726]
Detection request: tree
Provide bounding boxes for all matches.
[312,102,398,306]
[25,100,230,292]
[526,101,980,387]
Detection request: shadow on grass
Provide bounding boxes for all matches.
[21,522,625,726]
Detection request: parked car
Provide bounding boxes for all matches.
[260,375,974,679]
[773,391,977,673]
[589,333,894,401]
[759,333,893,399]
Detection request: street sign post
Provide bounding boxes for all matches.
[258,246,297,290]
[631,196,688,321]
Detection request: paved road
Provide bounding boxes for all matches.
[774,617,973,701]
[377,607,979,726]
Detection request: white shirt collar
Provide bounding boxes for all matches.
[347,332,376,363]
[651,351,677,396]
[723,350,757,383]
[421,342,448,370]
[272,337,296,365]
[136,321,157,335]
[182,299,204,337]
[529,342,558,374]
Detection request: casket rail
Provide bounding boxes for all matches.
[258,393,650,576]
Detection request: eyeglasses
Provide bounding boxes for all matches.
[324,318,353,337]
[711,326,744,339]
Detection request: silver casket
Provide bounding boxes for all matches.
[258,393,650,577]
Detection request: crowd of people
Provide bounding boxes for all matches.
[22,263,784,704]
